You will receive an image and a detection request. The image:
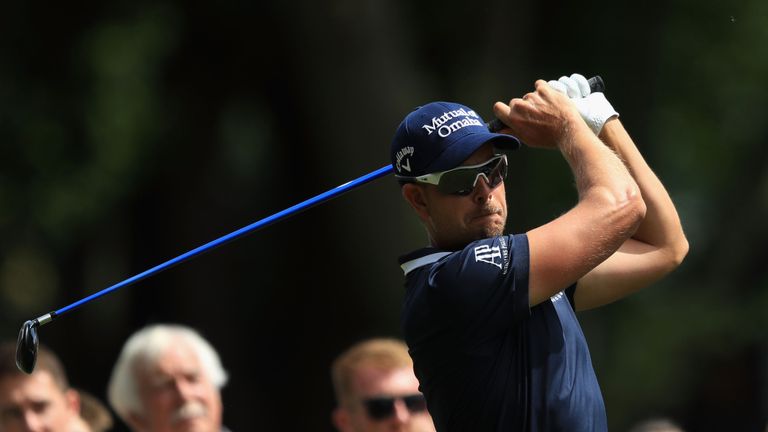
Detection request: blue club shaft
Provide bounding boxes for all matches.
[45,164,394,321]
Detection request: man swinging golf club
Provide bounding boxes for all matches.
[391,73,689,431]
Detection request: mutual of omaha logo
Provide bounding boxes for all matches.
[474,244,502,269]
[422,108,482,138]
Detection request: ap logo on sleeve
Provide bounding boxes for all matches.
[474,244,502,269]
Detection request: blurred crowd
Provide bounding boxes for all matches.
[1,323,715,432]
[0,326,440,432]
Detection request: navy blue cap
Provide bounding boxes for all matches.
[390,101,520,177]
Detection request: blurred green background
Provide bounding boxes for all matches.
[1,0,767,430]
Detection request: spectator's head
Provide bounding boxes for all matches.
[107,324,228,432]
[0,342,83,432]
[628,417,685,432]
[331,338,435,432]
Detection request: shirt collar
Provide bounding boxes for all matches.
[398,247,452,275]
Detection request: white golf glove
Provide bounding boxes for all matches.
[548,73,618,135]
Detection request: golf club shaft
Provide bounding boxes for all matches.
[34,164,395,325]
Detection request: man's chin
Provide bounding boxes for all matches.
[478,222,505,239]
[468,215,505,235]
[459,229,504,247]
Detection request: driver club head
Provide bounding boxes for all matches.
[16,320,39,374]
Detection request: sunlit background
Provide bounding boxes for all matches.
[1,1,767,430]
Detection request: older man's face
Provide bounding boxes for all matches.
[134,343,222,432]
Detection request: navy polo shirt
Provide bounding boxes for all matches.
[399,234,607,432]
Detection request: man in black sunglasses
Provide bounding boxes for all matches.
[390,74,689,431]
[331,338,436,432]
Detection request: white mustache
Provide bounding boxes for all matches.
[171,401,208,423]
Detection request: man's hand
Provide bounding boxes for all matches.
[492,80,589,150]
[548,73,618,135]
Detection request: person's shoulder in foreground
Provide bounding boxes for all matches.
[390,74,689,431]
[331,337,436,432]
[107,323,232,432]
[74,388,114,432]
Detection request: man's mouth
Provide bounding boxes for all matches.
[472,207,502,221]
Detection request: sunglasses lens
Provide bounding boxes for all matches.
[363,398,395,420]
[438,169,481,196]
[403,394,428,413]
[487,157,508,188]
[438,156,507,195]
[362,394,428,420]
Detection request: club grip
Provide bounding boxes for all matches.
[588,75,605,93]
[487,75,605,133]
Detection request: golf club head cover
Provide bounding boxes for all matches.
[548,73,618,135]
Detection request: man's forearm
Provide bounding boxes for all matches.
[598,118,688,258]
[560,119,641,208]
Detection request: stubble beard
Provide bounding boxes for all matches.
[479,221,505,239]
[473,202,506,240]
[428,201,507,250]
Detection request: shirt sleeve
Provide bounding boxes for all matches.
[426,234,530,330]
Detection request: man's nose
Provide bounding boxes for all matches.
[390,399,411,424]
[472,175,494,204]
[22,410,44,432]
[173,379,198,400]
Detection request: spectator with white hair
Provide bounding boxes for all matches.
[107,324,231,432]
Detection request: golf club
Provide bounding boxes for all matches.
[15,164,393,373]
[15,74,605,374]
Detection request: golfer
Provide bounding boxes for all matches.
[390,73,688,431]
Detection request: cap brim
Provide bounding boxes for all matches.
[425,132,520,173]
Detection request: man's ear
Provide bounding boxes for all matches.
[64,389,81,415]
[332,406,352,432]
[402,183,431,222]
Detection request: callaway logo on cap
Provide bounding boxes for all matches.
[390,101,520,177]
